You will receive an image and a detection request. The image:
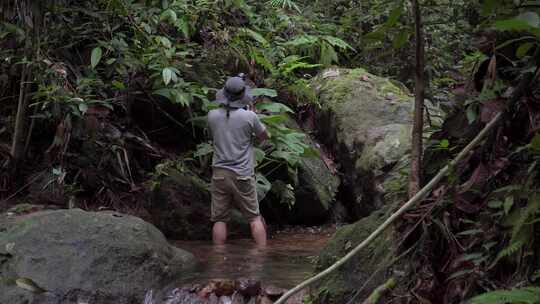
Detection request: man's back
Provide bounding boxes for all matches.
[208,108,265,176]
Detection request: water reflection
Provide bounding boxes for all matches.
[172,228,334,289]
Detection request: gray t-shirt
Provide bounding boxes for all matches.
[207,108,266,176]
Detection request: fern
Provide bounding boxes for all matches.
[493,194,540,265]
[319,42,338,66]
[511,194,540,240]
[268,0,300,12]
[238,28,268,46]
[469,287,540,304]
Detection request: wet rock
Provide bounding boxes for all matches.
[310,68,415,217]
[263,285,286,299]
[256,295,274,304]
[148,168,250,240]
[236,278,261,297]
[198,282,216,299]
[293,125,341,224]
[262,119,341,225]
[213,279,236,297]
[231,293,245,304]
[219,295,233,304]
[208,293,219,304]
[0,209,195,304]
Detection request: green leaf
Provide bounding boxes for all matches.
[481,0,502,16]
[322,35,355,51]
[194,142,213,157]
[256,102,294,114]
[386,6,403,27]
[78,103,88,114]
[260,114,288,124]
[160,9,177,23]
[254,147,265,166]
[172,91,191,106]
[439,139,450,149]
[91,47,102,69]
[456,229,484,236]
[495,12,540,31]
[255,173,272,201]
[470,287,540,304]
[488,200,503,209]
[238,28,268,45]
[494,19,531,31]
[112,80,125,89]
[364,30,386,42]
[519,12,540,28]
[529,133,540,152]
[466,106,477,123]
[504,196,514,215]
[176,17,190,38]
[154,88,173,100]
[517,42,535,58]
[251,88,278,97]
[392,30,410,49]
[284,35,318,47]
[162,68,173,85]
[160,36,172,49]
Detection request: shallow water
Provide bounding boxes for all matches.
[172,227,335,289]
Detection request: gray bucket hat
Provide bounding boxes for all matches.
[215,76,253,108]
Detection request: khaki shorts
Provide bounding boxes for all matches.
[211,167,260,222]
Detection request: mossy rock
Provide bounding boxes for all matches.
[312,206,398,303]
[291,120,341,224]
[0,209,195,304]
[310,68,414,218]
[148,169,250,240]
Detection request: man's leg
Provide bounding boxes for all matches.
[213,221,227,245]
[211,169,233,245]
[249,216,267,247]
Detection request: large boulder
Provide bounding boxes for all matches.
[313,205,399,303]
[294,127,341,224]
[0,209,195,304]
[148,168,250,240]
[260,119,341,225]
[310,68,414,217]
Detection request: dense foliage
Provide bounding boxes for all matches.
[3,0,540,303]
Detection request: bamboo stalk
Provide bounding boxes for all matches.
[275,63,540,304]
[274,111,503,304]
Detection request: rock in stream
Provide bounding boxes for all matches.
[0,209,195,304]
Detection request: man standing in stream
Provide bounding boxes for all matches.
[207,75,270,247]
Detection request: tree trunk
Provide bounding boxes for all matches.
[10,63,32,167]
[409,0,425,197]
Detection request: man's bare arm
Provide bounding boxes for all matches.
[257,129,270,141]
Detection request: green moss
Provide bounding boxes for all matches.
[313,205,397,303]
[355,124,412,172]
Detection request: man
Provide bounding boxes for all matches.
[207,75,270,246]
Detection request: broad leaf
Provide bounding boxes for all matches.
[251,88,278,97]
[238,28,268,45]
[162,68,173,85]
[322,35,355,51]
[194,142,213,157]
[256,102,293,114]
[255,173,272,201]
[91,47,102,69]
[495,12,540,31]
[516,42,535,58]
[392,30,410,49]
[386,6,403,27]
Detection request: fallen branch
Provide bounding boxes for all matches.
[274,66,540,304]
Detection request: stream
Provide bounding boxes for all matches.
[172,226,335,289]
